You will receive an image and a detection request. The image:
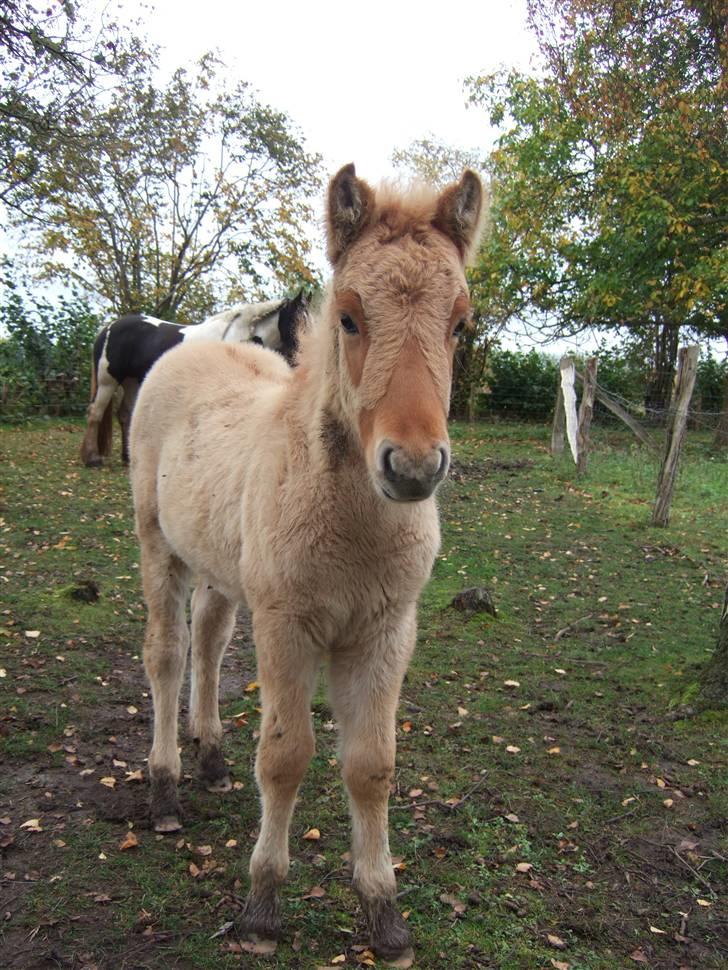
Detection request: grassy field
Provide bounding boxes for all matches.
[1,418,726,969]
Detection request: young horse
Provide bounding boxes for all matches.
[80,293,307,467]
[130,164,484,959]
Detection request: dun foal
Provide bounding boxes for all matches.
[130,164,484,958]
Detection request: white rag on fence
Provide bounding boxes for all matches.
[560,357,579,464]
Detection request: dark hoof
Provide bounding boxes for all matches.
[150,770,182,832]
[84,456,103,468]
[238,889,281,942]
[197,742,232,792]
[362,897,412,961]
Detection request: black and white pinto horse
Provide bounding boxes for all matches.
[80,293,307,467]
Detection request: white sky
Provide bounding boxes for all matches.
[140,0,538,183]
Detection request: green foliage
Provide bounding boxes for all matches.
[481,348,559,419]
[467,0,727,347]
[0,264,99,419]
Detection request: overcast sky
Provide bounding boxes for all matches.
[137,0,538,182]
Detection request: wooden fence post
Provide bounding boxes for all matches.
[652,345,699,527]
[551,380,565,455]
[576,357,598,476]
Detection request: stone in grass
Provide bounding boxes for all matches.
[70,580,101,603]
[450,587,497,617]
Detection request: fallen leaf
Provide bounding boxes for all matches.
[303,827,320,841]
[687,758,700,766]
[504,813,520,823]
[119,831,139,851]
[506,745,521,754]
[547,746,561,755]
[649,925,667,935]
[126,706,138,715]
[551,961,570,970]
[515,862,533,873]
[225,839,238,848]
[20,818,42,832]
[629,949,649,963]
[189,862,201,878]
[303,885,326,899]
[697,899,712,907]
[401,721,413,733]
[503,679,520,688]
[408,788,423,798]
[547,934,566,949]
[331,956,346,965]
[125,769,144,782]
[99,777,116,789]
[25,631,40,638]
[244,681,259,693]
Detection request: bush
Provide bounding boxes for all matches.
[0,271,100,420]
[480,348,558,420]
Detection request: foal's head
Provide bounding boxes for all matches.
[326,164,484,502]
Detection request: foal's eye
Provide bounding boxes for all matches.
[340,314,359,335]
[453,318,467,337]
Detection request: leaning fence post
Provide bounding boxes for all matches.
[652,345,699,527]
[576,357,598,477]
[551,376,566,455]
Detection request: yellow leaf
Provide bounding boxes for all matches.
[303,827,321,841]
[119,831,139,851]
[100,776,116,789]
[244,681,259,693]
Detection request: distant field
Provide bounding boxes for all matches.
[1,418,726,969]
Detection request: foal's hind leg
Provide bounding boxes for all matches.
[328,614,416,960]
[189,584,236,792]
[239,612,319,941]
[140,524,191,832]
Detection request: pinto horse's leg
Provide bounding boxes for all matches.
[140,523,191,833]
[239,613,320,941]
[118,379,139,465]
[80,375,116,467]
[327,614,416,960]
[188,584,236,792]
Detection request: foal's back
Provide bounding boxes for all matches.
[130,341,292,599]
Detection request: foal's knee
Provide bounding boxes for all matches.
[256,723,314,793]
[341,743,395,805]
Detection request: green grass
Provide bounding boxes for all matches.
[0,418,726,969]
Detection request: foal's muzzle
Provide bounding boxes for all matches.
[375,440,450,502]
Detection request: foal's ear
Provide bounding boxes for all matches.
[326,163,375,266]
[433,170,485,264]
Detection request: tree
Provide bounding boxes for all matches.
[467,0,727,417]
[13,53,322,319]
[1,0,139,213]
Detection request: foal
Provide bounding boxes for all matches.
[130,164,484,958]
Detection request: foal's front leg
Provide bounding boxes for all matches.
[239,612,320,941]
[328,613,416,960]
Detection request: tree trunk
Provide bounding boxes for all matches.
[713,358,728,449]
[696,585,728,709]
[644,320,680,425]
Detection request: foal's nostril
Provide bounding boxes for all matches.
[381,445,396,480]
[437,446,449,477]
